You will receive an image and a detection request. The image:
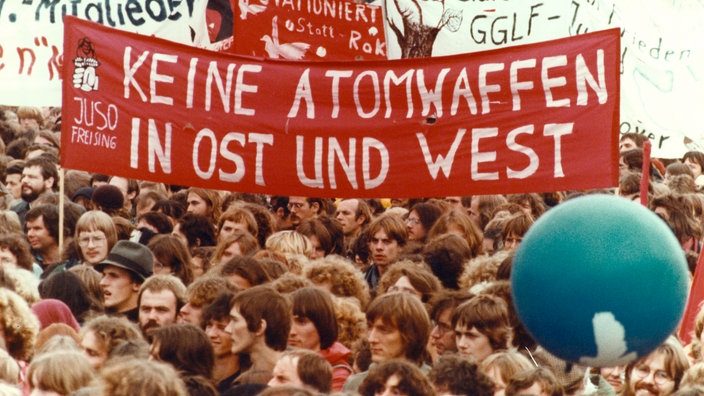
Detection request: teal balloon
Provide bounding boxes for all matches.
[512,195,689,367]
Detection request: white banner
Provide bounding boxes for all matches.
[0,0,209,106]
[384,0,704,158]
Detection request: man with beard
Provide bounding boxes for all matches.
[137,274,186,338]
[624,336,689,396]
[12,156,58,226]
[287,196,324,228]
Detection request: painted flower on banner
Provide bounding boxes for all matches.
[73,37,101,93]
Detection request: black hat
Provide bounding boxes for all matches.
[92,185,124,210]
[72,186,94,202]
[94,240,153,281]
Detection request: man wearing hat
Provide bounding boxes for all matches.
[95,240,154,323]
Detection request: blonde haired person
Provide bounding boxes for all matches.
[74,210,118,267]
[303,255,370,309]
[0,288,39,361]
[27,350,95,395]
[266,230,313,257]
[479,350,535,396]
[98,358,188,396]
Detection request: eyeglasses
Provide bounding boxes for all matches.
[287,202,306,210]
[632,364,672,385]
[405,217,420,225]
[78,235,106,247]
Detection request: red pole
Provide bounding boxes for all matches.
[640,140,651,207]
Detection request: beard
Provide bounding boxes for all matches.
[21,186,43,202]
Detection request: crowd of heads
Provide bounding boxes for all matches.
[0,107,703,395]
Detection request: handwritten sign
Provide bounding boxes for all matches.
[62,17,620,198]
[570,0,704,158]
[384,0,573,58]
[0,0,209,106]
[232,0,385,60]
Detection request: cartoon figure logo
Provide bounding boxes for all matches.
[73,38,100,92]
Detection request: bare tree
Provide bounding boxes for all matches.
[386,0,463,58]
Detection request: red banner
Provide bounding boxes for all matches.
[230,0,386,60]
[61,17,620,199]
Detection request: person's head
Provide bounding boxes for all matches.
[226,285,291,353]
[428,290,474,357]
[108,176,139,208]
[172,213,217,251]
[15,106,43,133]
[406,202,443,242]
[265,230,313,258]
[430,354,495,396]
[335,198,371,237]
[186,187,222,225]
[21,156,57,202]
[358,359,435,396]
[147,234,194,286]
[683,151,704,179]
[470,194,508,229]
[366,292,431,364]
[268,349,333,393]
[422,233,473,290]
[303,255,371,309]
[202,291,236,358]
[74,210,118,266]
[620,132,646,152]
[626,336,690,396]
[367,214,407,273]
[218,206,258,242]
[479,351,535,396]
[28,350,95,395]
[98,358,188,396]
[134,190,166,217]
[3,161,24,200]
[504,367,564,396]
[212,231,260,266]
[79,315,143,369]
[95,240,154,312]
[288,287,338,351]
[501,212,534,250]
[0,233,34,271]
[214,255,273,289]
[0,288,39,361]
[135,211,173,234]
[150,323,214,379]
[296,217,344,259]
[25,204,59,253]
[39,270,102,324]
[180,276,239,327]
[138,275,187,337]
[287,196,322,227]
[377,261,442,303]
[452,294,511,362]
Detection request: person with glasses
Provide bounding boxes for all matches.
[625,336,689,396]
[427,290,474,362]
[405,202,443,243]
[74,210,118,267]
[287,196,325,228]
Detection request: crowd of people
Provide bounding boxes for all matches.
[0,106,703,396]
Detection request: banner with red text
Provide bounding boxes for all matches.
[0,0,210,106]
[231,0,385,60]
[61,17,619,198]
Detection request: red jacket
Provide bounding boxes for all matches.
[319,341,353,392]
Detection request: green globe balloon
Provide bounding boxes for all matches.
[511,194,689,367]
